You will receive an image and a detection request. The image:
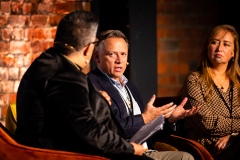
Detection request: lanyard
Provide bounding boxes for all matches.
[214,82,233,132]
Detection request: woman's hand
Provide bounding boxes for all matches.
[214,135,230,151]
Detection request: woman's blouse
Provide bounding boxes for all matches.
[178,71,240,159]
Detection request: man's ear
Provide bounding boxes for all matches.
[83,45,91,57]
[93,51,100,63]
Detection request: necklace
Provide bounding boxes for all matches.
[213,76,227,90]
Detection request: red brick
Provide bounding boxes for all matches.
[172,63,189,74]
[31,15,48,27]
[51,28,57,39]
[33,28,45,39]
[38,3,54,14]
[55,2,76,14]
[157,75,168,85]
[2,27,12,41]
[23,53,33,66]
[0,67,8,80]
[15,54,24,67]
[24,28,33,41]
[13,27,24,40]
[0,15,7,26]
[1,2,10,13]
[0,41,9,53]
[43,28,55,39]
[8,67,19,80]
[19,67,28,79]
[9,41,31,54]
[49,15,64,26]
[169,75,177,85]
[32,52,41,61]
[11,2,22,14]
[42,41,54,50]
[157,52,179,63]
[157,88,177,97]
[0,92,6,101]
[9,93,17,103]
[157,63,170,74]
[8,15,30,27]
[14,81,20,93]
[22,3,32,15]
[1,81,14,93]
[32,40,43,53]
[1,54,16,67]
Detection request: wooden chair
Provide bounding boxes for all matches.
[153,96,214,160]
[0,122,109,160]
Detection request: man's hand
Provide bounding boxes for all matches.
[142,94,176,124]
[130,142,145,156]
[167,97,200,123]
[99,90,112,105]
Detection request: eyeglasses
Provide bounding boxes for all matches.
[86,39,99,47]
[54,39,99,51]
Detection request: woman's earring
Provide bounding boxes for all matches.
[232,57,234,62]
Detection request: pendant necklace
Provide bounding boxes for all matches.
[214,76,227,90]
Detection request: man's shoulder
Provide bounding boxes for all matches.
[88,67,101,76]
[88,68,103,81]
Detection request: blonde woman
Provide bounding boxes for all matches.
[178,24,240,160]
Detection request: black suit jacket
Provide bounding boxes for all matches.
[15,47,134,158]
[88,68,154,148]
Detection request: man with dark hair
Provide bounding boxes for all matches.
[15,11,148,159]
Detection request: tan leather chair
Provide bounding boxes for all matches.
[0,122,109,160]
[5,103,178,153]
[5,103,17,136]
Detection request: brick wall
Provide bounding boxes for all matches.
[0,0,90,121]
[156,0,220,96]
[0,0,229,120]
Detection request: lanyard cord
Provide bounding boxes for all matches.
[125,86,133,115]
[116,86,133,115]
[103,73,133,115]
[214,82,233,133]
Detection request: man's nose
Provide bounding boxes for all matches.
[115,54,122,63]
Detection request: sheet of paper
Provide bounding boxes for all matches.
[130,115,165,144]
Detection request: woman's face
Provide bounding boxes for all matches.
[208,30,234,66]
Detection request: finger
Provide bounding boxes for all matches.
[221,143,226,149]
[190,106,200,114]
[157,102,175,110]
[156,103,175,115]
[147,94,156,105]
[162,105,176,118]
[163,110,174,118]
[179,97,188,107]
[185,106,199,115]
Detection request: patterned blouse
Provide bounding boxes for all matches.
[178,71,240,160]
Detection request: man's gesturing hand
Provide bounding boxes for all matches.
[142,94,176,124]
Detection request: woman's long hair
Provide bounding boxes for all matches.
[197,24,240,101]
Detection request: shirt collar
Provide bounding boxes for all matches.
[97,66,128,87]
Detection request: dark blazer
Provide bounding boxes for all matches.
[15,47,134,158]
[88,68,155,149]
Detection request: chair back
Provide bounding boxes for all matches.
[0,122,109,160]
[5,103,17,136]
